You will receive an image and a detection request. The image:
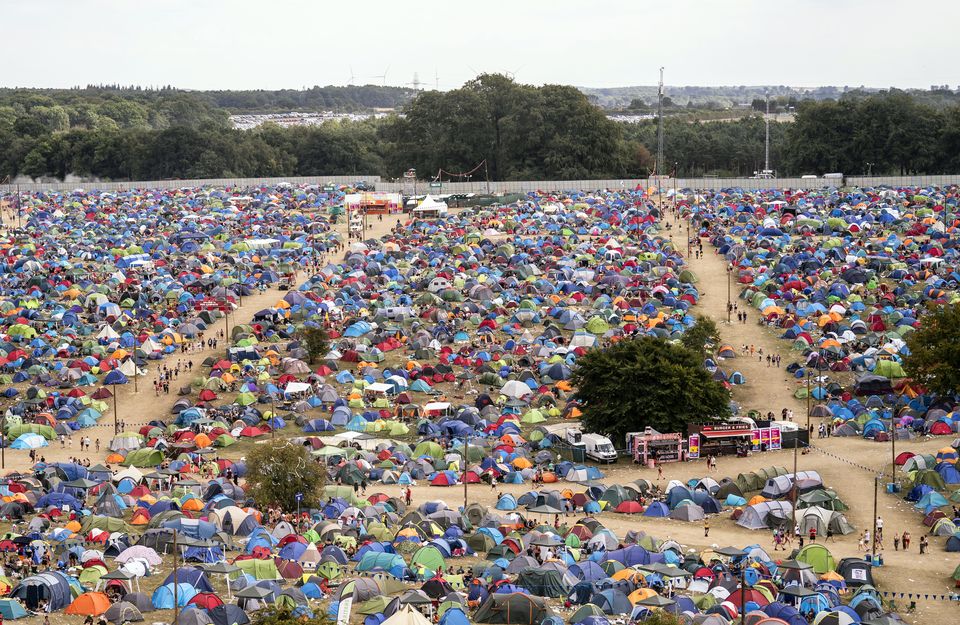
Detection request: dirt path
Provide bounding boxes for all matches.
[4,212,405,472]
[677,212,955,623]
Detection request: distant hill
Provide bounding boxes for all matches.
[0,84,417,116]
[580,85,862,109]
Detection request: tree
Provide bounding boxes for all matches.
[904,304,960,396]
[680,315,721,357]
[251,607,331,625]
[571,337,730,443]
[301,326,329,364]
[245,440,326,511]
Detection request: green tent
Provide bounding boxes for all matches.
[413,441,444,461]
[81,515,130,533]
[584,317,610,335]
[121,448,164,467]
[235,558,281,580]
[795,543,836,574]
[6,423,56,440]
[873,360,905,378]
[315,561,342,580]
[515,568,571,598]
[410,546,445,574]
[474,593,554,625]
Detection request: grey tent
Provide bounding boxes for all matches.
[799,506,855,536]
[669,503,706,522]
[761,471,822,499]
[736,501,793,530]
[837,558,875,587]
[121,591,154,612]
[175,609,214,625]
[92,490,125,517]
[104,601,144,624]
[10,571,73,610]
[515,568,572,598]
[474,593,554,625]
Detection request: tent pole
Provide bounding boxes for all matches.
[872,475,879,556]
[463,431,468,512]
[113,384,118,434]
[173,529,179,623]
[791,436,798,533]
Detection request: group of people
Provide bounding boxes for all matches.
[58,434,99,452]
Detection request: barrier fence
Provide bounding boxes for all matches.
[4,174,960,194]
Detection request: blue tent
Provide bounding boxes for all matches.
[0,599,27,619]
[151,583,197,609]
[161,567,214,592]
[643,502,669,517]
[439,607,470,625]
[495,494,518,510]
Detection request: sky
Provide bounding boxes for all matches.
[3,0,958,91]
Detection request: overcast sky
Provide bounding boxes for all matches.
[4,0,957,91]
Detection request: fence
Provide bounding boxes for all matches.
[0,175,381,194]
[5,174,960,195]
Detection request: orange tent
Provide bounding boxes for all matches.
[181,498,204,512]
[628,588,657,605]
[65,520,82,532]
[194,433,212,448]
[130,510,150,525]
[512,457,532,470]
[66,592,111,616]
[106,453,125,464]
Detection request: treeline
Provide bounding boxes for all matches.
[0,75,645,181]
[0,122,387,181]
[3,80,960,182]
[380,74,643,180]
[622,90,960,176]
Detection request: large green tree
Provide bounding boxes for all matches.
[571,337,730,443]
[245,440,326,511]
[680,315,720,357]
[904,304,960,396]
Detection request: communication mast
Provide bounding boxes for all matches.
[656,67,665,178]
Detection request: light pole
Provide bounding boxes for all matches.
[112,384,119,434]
[791,435,798,532]
[726,264,732,323]
[872,475,880,556]
[237,265,243,307]
[462,431,469,512]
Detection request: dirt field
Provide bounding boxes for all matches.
[7,206,956,624]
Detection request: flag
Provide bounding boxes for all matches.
[337,596,353,625]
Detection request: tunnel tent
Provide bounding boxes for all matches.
[473,593,554,625]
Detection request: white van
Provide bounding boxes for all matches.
[581,433,618,463]
[427,277,451,293]
[380,306,414,320]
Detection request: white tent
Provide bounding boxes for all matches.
[412,195,448,217]
[382,605,433,625]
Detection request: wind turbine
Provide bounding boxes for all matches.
[373,66,390,87]
[348,66,355,86]
[504,65,523,80]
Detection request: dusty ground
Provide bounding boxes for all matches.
[6,206,956,624]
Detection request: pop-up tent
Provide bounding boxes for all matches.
[474,593,554,625]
